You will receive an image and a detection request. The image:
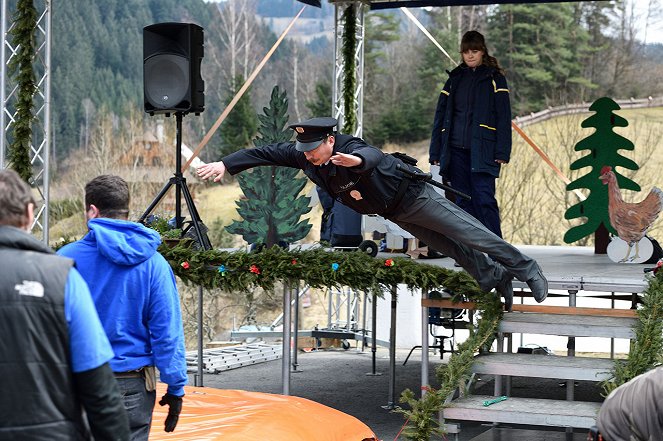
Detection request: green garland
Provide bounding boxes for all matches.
[160,242,663,439]
[602,270,663,395]
[8,0,38,180]
[341,4,357,134]
[160,242,500,440]
[397,290,502,440]
[160,243,482,296]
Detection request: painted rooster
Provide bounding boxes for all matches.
[599,166,663,262]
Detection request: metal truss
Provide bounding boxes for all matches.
[331,1,365,138]
[1,0,52,243]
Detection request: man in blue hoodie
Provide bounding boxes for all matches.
[58,174,187,440]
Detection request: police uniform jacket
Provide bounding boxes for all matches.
[223,134,424,216]
[428,63,512,179]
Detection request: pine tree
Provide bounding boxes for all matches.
[225,86,312,248]
[564,97,640,247]
[488,3,594,114]
[217,75,259,158]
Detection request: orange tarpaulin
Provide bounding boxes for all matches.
[149,383,379,441]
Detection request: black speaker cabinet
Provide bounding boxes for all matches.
[143,22,204,115]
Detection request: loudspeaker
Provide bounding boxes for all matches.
[143,22,204,115]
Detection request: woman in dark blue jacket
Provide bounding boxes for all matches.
[429,30,511,238]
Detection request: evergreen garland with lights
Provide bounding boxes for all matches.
[159,241,663,439]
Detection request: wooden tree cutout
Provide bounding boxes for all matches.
[225,86,312,248]
[564,97,640,252]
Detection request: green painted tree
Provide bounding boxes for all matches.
[564,97,640,247]
[225,86,312,248]
[8,0,38,180]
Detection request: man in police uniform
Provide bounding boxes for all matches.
[197,117,548,309]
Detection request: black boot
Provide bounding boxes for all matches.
[526,270,548,303]
[496,274,514,312]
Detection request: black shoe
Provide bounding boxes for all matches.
[496,274,514,312]
[527,270,548,303]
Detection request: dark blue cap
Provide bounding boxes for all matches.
[288,117,338,152]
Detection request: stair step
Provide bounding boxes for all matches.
[472,353,614,381]
[443,395,600,429]
[469,427,589,441]
[499,312,636,339]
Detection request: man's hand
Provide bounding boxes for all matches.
[330,153,362,168]
[197,161,226,182]
[158,393,183,432]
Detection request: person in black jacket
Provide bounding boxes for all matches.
[429,30,510,238]
[0,169,129,441]
[197,117,548,310]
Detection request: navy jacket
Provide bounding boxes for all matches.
[223,134,424,216]
[429,64,512,178]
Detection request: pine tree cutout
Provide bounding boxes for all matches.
[564,97,640,246]
[225,86,312,247]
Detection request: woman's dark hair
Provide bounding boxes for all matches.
[460,30,505,76]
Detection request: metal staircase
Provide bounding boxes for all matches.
[442,310,637,440]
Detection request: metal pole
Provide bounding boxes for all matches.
[383,286,397,409]
[42,1,52,243]
[195,286,204,386]
[361,290,368,351]
[292,283,301,372]
[174,113,183,229]
[281,282,292,395]
[566,290,577,402]
[366,292,381,376]
[0,0,7,167]
[610,292,615,359]
[327,286,333,329]
[421,289,429,397]
[346,286,351,332]
[566,290,577,437]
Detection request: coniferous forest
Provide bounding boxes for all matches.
[46,0,663,165]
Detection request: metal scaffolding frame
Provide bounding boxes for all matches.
[1,0,359,244]
[1,0,52,243]
[331,1,365,138]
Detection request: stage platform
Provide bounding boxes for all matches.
[389,244,653,294]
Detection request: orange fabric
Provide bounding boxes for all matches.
[150,383,379,441]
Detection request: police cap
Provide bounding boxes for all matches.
[288,117,338,152]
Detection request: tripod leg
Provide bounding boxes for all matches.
[181,181,212,250]
[139,178,176,224]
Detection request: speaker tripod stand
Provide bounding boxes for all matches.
[139,112,211,250]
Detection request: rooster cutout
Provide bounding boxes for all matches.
[600,166,663,263]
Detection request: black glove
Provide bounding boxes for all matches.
[158,393,183,432]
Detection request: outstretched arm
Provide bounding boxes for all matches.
[197,161,226,183]
[330,152,362,168]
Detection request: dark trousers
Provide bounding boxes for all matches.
[448,147,502,238]
[115,377,156,441]
[389,185,540,292]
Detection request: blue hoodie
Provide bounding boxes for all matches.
[58,218,187,396]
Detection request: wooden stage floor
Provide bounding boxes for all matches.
[396,244,654,294]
